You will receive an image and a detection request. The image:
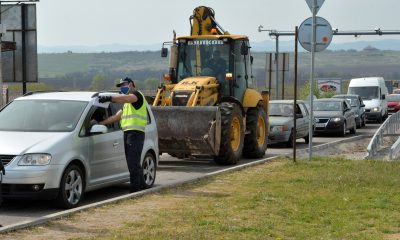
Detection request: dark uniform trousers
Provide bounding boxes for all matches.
[123,130,145,192]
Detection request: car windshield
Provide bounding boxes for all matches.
[0,100,88,132]
[387,94,400,102]
[269,103,293,117]
[348,86,379,100]
[314,101,342,111]
[333,96,357,106]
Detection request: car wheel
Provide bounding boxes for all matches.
[350,121,356,134]
[304,133,309,144]
[340,122,346,137]
[55,164,84,209]
[141,152,156,189]
[286,129,294,148]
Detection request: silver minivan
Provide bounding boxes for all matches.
[0,91,159,208]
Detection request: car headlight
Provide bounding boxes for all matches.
[332,117,342,122]
[18,154,52,166]
[372,107,380,112]
[272,125,289,132]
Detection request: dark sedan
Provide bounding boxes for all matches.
[332,94,366,128]
[313,98,357,137]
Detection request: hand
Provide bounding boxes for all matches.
[90,119,98,126]
[98,96,112,103]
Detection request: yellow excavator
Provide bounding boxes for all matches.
[152,6,269,165]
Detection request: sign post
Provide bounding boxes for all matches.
[301,0,329,161]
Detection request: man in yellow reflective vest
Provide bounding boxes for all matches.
[98,77,147,193]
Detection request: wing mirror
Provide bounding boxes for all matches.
[90,124,108,134]
[241,41,248,55]
[382,94,386,100]
[361,104,365,107]
[161,47,168,58]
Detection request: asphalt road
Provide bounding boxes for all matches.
[0,122,380,231]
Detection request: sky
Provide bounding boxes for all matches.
[34,0,400,46]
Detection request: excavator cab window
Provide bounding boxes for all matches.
[176,39,229,85]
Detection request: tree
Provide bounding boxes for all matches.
[89,74,106,91]
[143,77,160,90]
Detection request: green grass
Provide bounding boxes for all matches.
[82,157,400,240]
[6,157,400,240]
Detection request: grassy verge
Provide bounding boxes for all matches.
[5,157,400,240]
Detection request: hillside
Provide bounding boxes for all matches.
[30,48,400,92]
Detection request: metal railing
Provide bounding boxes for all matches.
[367,111,400,158]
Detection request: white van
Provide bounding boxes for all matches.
[347,77,388,123]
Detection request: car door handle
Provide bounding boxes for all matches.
[113,142,119,147]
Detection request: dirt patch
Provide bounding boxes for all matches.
[2,194,178,240]
[297,138,370,160]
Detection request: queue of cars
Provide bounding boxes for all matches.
[268,92,370,146]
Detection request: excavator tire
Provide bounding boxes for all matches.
[243,105,268,158]
[214,102,244,165]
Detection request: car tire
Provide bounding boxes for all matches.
[350,121,356,134]
[340,122,347,137]
[55,164,84,209]
[141,152,157,189]
[286,129,294,148]
[304,133,309,144]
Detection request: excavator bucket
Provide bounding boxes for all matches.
[151,106,221,156]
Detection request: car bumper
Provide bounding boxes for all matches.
[365,111,381,120]
[314,122,343,134]
[268,131,290,144]
[388,107,400,113]
[1,164,65,199]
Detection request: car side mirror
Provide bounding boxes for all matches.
[161,47,168,58]
[382,94,386,100]
[90,124,108,134]
[241,42,248,55]
[361,104,365,107]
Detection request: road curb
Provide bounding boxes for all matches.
[0,134,365,234]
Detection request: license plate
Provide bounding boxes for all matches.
[316,123,325,128]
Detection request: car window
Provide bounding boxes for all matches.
[344,101,351,110]
[0,100,87,132]
[314,101,341,111]
[269,103,293,117]
[298,103,308,116]
[79,105,116,137]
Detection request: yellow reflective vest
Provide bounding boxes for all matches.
[120,91,147,132]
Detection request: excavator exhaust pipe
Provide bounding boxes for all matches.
[151,106,221,156]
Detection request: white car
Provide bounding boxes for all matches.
[0,91,159,208]
[268,100,313,147]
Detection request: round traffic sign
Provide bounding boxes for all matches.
[298,16,333,52]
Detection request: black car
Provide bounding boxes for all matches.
[332,94,366,128]
[313,98,357,137]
